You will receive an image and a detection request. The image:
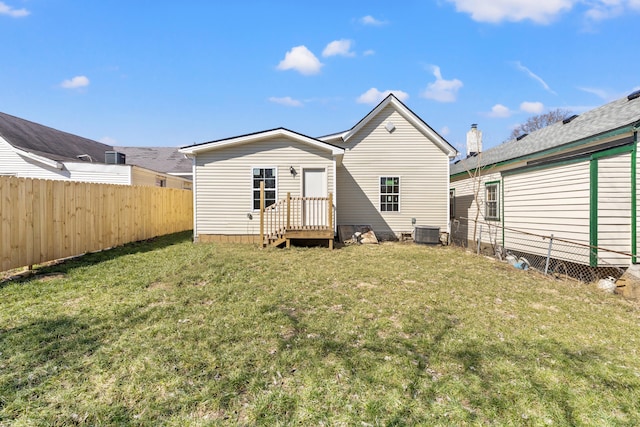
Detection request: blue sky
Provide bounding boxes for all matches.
[1,1,639,154]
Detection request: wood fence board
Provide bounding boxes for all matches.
[0,176,193,271]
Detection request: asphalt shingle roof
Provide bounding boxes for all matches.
[0,112,113,163]
[0,111,190,175]
[113,146,191,175]
[450,94,640,176]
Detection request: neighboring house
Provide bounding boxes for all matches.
[0,112,191,189]
[114,146,193,181]
[450,91,640,268]
[180,94,458,245]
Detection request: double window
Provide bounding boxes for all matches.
[252,167,277,210]
[485,181,500,220]
[380,176,400,212]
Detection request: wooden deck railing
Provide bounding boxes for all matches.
[259,182,334,248]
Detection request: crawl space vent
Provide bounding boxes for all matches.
[414,226,440,245]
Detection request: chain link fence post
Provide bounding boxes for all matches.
[477,225,482,255]
[544,234,554,275]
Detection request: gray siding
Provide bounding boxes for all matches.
[450,171,501,247]
[337,105,450,239]
[194,137,335,236]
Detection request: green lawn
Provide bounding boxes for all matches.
[2,232,640,426]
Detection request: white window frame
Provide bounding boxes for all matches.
[252,166,278,211]
[485,181,500,221]
[379,176,400,213]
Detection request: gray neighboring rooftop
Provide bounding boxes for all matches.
[0,111,113,163]
[0,111,191,176]
[114,146,192,176]
[450,93,640,176]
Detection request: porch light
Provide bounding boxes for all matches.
[289,166,297,176]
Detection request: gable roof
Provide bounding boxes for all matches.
[322,94,458,158]
[114,146,192,175]
[0,112,113,163]
[179,127,345,157]
[450,93,640,176]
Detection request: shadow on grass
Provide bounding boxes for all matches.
[10,231,193,283]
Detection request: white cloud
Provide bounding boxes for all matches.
[360,15,387,25]
[520,101,544,113]
[487,104,513,118]
[0,1,30,17]
[578,86,611,100]
[513,61,556,95]
[322,39,355,58]
[276,45,323,75]
[363,49,376,56]
[356,88,409,105]
[440,126,451,136]
[420,66,463,103]
[448,0,640,24]
[268,96,303,107]
[60,75,90,89]
[446,0,574,24]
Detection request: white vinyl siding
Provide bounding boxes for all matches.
[0,137,69,180]
[503,161,591,264]
[597,152,632,266]
[336,105,450,239]
[194,137,335,236]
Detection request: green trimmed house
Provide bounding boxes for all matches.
[450,91,640,268]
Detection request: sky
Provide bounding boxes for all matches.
[1,1,639,155]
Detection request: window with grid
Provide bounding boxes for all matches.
[253,167,276,210]
[485,182,499,220]
[380,176,400,212]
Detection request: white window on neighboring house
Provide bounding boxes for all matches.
[253,167,277,210]
[485,181,500,220]
[380,176,400,212]
[156,177,167,187]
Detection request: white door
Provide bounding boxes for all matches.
[303,169,327,226]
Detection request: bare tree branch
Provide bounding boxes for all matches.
[508,108,573,141]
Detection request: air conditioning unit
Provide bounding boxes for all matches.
[414,226,440,245]
[105,151,126,164]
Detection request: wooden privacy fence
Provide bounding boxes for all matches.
[1,176,193,272]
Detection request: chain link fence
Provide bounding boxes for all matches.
[452,218,630,283]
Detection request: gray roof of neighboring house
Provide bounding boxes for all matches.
[0,111,113,163]
[0,111,190,175]
[113,146,192,175]
[450,93,640,176]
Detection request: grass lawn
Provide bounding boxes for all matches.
[1,231,640,426]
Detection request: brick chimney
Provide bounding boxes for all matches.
[466,124,482,158]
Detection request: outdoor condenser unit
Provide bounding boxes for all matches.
[105,151,126,164]
[414,225,440,245]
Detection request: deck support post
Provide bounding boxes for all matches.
[328,192,334,249]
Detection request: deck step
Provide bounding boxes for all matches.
[270,237,287,247]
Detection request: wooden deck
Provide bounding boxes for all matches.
[259,182,334,249]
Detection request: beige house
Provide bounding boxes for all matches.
[450,91,640,268]
[180,94,458,245]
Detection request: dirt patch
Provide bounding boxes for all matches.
[147,282,172,291]
[35,273,67,282]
